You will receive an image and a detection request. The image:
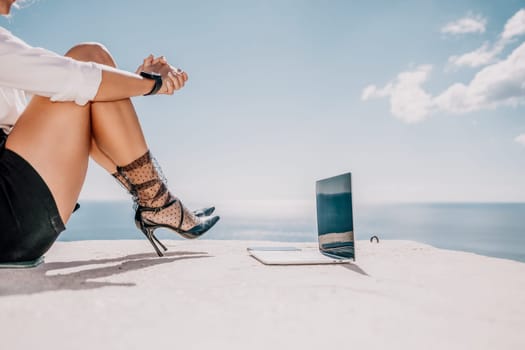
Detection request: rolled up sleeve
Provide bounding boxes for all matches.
[47,59,102,105]
[0,27,102,106]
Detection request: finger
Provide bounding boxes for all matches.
[175,69,188,82]
[144,54,154,67]
[168,72,181,91]
[169,74,179,93]
[152,56,164,65]
[153,56,167,65]
[173,68,187,83]
[176,73,185,88]
[163,78,174,95]
[170,72,183,89]
[174,67,183,77]
[171,79,180,95]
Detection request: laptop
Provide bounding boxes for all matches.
[248,173,355,265]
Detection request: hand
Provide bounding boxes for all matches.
[136,54,189,95]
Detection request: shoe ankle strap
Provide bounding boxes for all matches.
[132,179,168,204]
[136,198,178,213]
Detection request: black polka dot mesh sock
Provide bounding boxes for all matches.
[116,151,200,231]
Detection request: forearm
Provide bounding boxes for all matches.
[0,27,183,103]
[93,66,155,101]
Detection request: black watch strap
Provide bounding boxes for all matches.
[140,71,163,96]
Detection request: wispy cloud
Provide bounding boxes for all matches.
[436,42,525,113]
[441,14,486,35]
[363,8,525,125]
[362,42,525,122]
[448,9,525,69]
[448,42,504,68]
[516,133,525,146]
[502,9,525,40]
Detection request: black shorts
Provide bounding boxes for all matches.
[0,130,65,262]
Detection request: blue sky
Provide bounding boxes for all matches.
[2,0,524,204]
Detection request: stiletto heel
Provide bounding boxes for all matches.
[136,198,220,241]
[151,232,167,252]
[136,211,168,257]
[144,227,163,257]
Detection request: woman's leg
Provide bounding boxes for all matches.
[5,42,148,224]
[90,138,118,174]
[68,46,218,244]
[7,42,217,252]
[67,43,149,170]
[5,96,91,224]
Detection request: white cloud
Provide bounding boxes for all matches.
[361,84,392,100]
[362,42,525,122]
[448,9,525,69]
[361,65,433,123]
[515,133,525,145]
[436,42,525,113]
[448,42,504,68]
[502,9,525,40]
[363,9,525,123]
[441,15,486,34]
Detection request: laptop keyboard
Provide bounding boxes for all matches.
[322,245,354,258]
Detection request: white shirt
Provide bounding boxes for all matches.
[0,26,102,133]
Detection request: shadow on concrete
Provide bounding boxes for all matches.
[0,251,210,297]
[340,263,369,276]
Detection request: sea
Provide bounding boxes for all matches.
[62,201,525,263]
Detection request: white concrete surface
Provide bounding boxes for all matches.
[1,240,524,350]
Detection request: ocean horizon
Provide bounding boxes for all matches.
[63,200,525,263]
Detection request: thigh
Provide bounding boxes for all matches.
[5,96,92,224]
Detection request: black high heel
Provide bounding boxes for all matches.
[112,172,214,218]
[116,150,220,256]
[135,198,220,257]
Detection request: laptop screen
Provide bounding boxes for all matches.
[315,173,355,259]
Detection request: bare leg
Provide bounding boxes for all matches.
[6,96,91,223]
[68,47,211,235]
[90,98,148,166]
[6,43,149,223]
[65,43,148,170]
[71,45,151,195]
[7,42,217,245]
[89,138,115,172]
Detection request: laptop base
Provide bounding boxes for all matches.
[248,247,351,265]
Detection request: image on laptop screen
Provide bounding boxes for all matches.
[315,173,355,260]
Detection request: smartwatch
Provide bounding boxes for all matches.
[140,71,163,96]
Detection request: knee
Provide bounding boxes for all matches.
[65,42,116,68]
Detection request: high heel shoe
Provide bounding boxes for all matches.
[115,150,220,256]
[135,199,220,256]
[112,172,215,218]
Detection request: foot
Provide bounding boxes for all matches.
[138,198,220,239]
